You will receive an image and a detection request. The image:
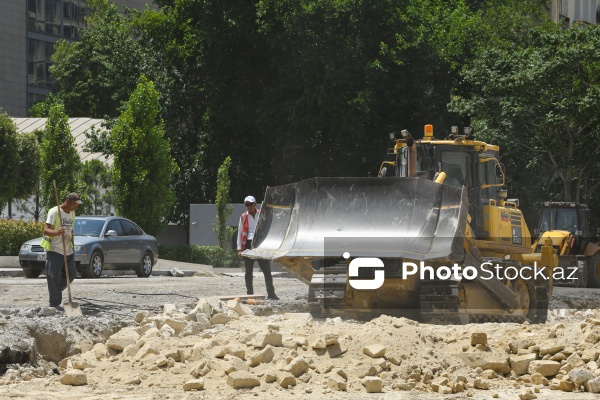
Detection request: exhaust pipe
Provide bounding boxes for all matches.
[407,137,417,178]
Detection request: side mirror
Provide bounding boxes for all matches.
[379,167,387,177]
[105,230,118,237]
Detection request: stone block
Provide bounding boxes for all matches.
[183,378,204,391]
[60,369,87,386]
[363,377,383,393]
[510,354,537,376]
[471,332,487,346]
[363,344,386,358]
[226,371,260,389]
[528,360,560,377]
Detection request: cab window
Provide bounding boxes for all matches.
[441,151,468,188]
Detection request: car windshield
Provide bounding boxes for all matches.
[73,219,105,237]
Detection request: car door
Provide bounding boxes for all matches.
[120,219,144,266]
[103,219,128,266]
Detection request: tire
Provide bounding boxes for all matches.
[22,268,42,279]
[83,251,103,278]
[135,251,153,278]
[512,263,548,324]
[587,253,600,288]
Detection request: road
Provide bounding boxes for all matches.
[1,272,598,319]
[0,273,309,318]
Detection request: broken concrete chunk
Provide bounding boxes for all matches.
[60,369,88,386]
[455,353,510,374]
[226,371,260,389]
[528,360,560,377]
[510,354,537,376]
[210,313,231,325]
[584,376,600,393]
[276,371,297,388]
[509,338,536,354]
[362,376,383,393]
[326,374,347,391]
[430,377,449,392]
[471,332,487,346]
[284,356,309,377]
[568,368,595,386]
[253,333,283,348]
[170,267,186,277]
[518,388,537,400]
[183,378,204,391]
[363,344,386,358]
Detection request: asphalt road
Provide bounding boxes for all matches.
[0,274,309,318]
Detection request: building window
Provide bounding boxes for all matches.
[27,0,88,38]
[28,39,56,88]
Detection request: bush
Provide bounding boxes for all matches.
[158,244,240,268]
[0,219,45,256]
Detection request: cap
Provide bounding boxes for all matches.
[244,195,256,204]
[66,192,83,204]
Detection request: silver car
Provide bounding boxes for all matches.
[19,216,159,278]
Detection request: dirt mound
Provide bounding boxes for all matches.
[2,299,600,399]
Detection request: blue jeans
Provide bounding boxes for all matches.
[45,251,76,307]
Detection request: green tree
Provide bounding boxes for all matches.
[14,130,44,221]
[213,156,234,250]
[48,0,550,230]
[39,103,81,211]
[212,156,237,267]
[78,159,113,215]
[450,25,600,222]
[50,2,142,118]
[0,111,20,213]
[111,77,178,235]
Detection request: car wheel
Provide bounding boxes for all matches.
[136,251,153,278]
[23,268,42,278]
[83,251,103,278]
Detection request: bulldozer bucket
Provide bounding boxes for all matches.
[244,177,468,267]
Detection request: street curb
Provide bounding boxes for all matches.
[0,269,198,278]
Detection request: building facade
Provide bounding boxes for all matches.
[0,0,151,117]
[551,0,600,26]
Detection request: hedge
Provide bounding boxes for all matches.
[158,244,240,268]
[0,219,45,256]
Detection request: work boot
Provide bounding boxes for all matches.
[267,293,279,301]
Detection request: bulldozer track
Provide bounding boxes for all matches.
[307,264,347,318]
[308,259,549,324]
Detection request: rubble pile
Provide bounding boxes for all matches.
[1,299,600,398]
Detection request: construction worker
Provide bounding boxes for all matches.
[237,195,279,300]
[41,193,82,312]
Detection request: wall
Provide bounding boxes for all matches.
[189,204,248,247]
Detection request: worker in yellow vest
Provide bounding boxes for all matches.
[41,193,82,312]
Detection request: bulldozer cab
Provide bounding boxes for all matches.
[394,141,504,240]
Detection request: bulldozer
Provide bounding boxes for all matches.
[532,202,599,288]
[244,125,557,324]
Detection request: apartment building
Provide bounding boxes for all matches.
[0,0,152,117]
[551,0,600,26]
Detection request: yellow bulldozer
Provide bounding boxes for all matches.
[532,202,600,288]
[244,125,557,324]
